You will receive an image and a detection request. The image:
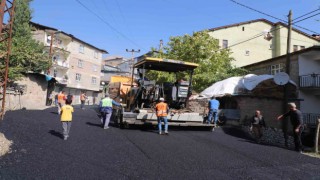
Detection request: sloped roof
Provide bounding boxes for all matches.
[208,18,320,41]
[30,22,108,53]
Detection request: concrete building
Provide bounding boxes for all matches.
[244,46,320,127]
[208,19,320,67]
[31,22,107,105]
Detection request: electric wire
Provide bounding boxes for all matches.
[226,3,320,48]
[75,0,144,51]
[229,0,320,34]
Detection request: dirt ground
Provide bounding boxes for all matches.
[0,132,12,157]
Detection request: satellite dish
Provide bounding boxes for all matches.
[273,72,289,85]
[242,74,258,91]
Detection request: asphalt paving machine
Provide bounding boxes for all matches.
[113,57,213,129]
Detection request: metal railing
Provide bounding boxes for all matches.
[303,113,320,127]
[300,74,320,88]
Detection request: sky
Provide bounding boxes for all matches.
[30,0,320,59]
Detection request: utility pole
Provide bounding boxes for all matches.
[282,10,292,148]
[0,0,16,120]
[283,10,292,112]
[126,49,140,86]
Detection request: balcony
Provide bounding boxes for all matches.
[52,60,69,69]
[55,76,68,85]
[299,74,320,89]
[303,113,320,127]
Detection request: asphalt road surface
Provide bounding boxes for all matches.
[0,107,319,180]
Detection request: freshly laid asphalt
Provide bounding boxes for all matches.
[0,106,320,180]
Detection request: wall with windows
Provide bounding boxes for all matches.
[66,41,103,91]
[209,21,275,67]
[208,20,319,67]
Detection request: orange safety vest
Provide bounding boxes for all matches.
[155,102,168,117]
[58,93,65,103]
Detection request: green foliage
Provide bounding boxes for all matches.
[147,31,247,92]
[0,0,51,81]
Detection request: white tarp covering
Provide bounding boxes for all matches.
[199,74,296,98]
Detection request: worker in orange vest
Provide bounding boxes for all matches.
[57,91,66,114]
[155,97,169,135]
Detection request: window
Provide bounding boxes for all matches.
[79,44,84,53]
[222,40,228,49]
[300,46,305,50]
[78,59,83,68]
[94,51,98,59]
[76,73,81,82]
[293,45,298,52]
[92,65,97,72]
[270,64,284,75]
[47,35,52,44]
[245,50,250,56]
[91,77,97,85]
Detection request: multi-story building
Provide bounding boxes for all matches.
[244,45,320,127]
[208,19,320,67]
[31,22,107,105]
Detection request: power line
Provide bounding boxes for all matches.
[228,12,319,49]
[293,8,320,22]
[229,0,320,34]
[294,12,320,24]
[229,0,287,23]
[75,0,145,51]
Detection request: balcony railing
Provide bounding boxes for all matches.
[52,60,69,69]
[300,74,320,88]
[303,113,320,127]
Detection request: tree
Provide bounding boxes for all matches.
[148,31,247,92]
[0,0,50,81]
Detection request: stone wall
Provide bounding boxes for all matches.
[237,96,283,129]
[189,96,284,129]
[241,126,295,149]
[2,74,48,110]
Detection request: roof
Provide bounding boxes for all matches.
[208,18,320,41]
[30,22,108,53]
[199,74,297,98]
[134,57,199,72]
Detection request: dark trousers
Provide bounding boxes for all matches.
[293,127,303,151]
[81,100,85,109]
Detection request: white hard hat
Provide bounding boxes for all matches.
[159,97,164,101]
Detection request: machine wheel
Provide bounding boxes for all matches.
[116,107,124,129]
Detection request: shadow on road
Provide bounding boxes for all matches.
[50,112,59,115]
[221,125,252,140]
[86,122,102,128]
[48,130,63,139]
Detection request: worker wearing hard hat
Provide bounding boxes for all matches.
[155,97,169,135]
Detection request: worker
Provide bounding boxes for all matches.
[57,91,66,114]
[80,92,87,109]
[99,94,121,129]
[208,96,220,126]
[155,97,169,135]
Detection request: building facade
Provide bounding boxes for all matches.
[244,46,320,127]
[208,19,320,67]
[31,22,107,105]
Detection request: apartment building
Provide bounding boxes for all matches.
[31,22,107,105]
[208,19,320,67]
